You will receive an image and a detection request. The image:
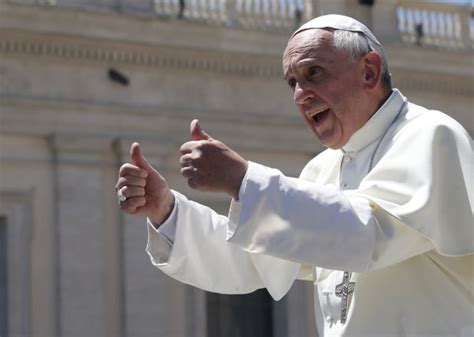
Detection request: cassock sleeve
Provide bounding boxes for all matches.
[226,162,439,273]
[227,113,472,273]
[227,162,381,272]
[146,191,300,300]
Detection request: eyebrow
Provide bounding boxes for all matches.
[283,56,334,81]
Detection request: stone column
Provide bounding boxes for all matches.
[286,281,318,337]
[315,0,346,16]
[119,0,154,16]
[50,133,118,337]
[306,0,398,41]
[224,0,238,27]
[306,0,320,18]
[345,0,373,29]
[309,0,372,28]
[459,5,471,50]
[116,137,207,337]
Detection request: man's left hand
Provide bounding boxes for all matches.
[180,119,248,199]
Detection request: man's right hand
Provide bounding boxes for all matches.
[115,142,175,226]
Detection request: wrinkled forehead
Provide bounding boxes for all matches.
[284,29,333,58]
[282,29,335,71]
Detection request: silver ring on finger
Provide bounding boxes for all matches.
[117,188,127,203]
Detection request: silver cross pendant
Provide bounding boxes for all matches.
[335,271,356,324]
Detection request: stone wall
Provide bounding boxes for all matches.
[0,1,472,337]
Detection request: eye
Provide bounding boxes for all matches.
[287,78,297,90]
[308,66,323,78]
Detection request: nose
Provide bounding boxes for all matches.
[293,82,314,105]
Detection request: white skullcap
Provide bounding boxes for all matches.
[292,14,381,47]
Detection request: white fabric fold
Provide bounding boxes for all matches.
[144,87,473,335]
[227,162,376,272]
[146,191,300,300]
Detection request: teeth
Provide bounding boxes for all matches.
[307,108,328,118]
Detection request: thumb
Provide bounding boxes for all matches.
[130,142,153,173]
[190,119,213,141]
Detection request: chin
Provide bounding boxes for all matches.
[315,134,339,149]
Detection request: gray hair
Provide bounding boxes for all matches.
[332,30,392,89]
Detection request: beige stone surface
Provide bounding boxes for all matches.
[0,1,472,337]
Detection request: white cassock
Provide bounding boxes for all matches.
[146,89,474,337]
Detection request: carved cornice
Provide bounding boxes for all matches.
[0,31,284,78]
[2,31,473,97]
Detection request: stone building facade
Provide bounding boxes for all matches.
[0,1,472,337]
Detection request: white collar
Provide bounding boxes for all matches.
[342,89,407,154]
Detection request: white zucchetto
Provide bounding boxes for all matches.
[292,14,381,47]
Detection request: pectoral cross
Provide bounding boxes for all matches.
[335,271,356,324]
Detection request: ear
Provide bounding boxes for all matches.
[362,51,382,91]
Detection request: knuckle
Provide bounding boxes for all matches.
[118,165,128,176]
[118,194,146,214]
[180,142,192,154]
[119,164,142,177]
[119,198,138,213]
[137,178,146,187]
[179,155,189,165]
[119,163,133,173]
[180,167,193,178]
[121,185,130,196]
[116,177,125,188]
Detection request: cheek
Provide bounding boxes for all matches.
[297,104,307,118]
[315,80,345,107]
[325,72,361,107]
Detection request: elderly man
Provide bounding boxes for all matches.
[116,15,473,336]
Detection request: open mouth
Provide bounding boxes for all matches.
[308,108,330,126]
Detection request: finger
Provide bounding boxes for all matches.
[190,119,213,141]
[180,141,201,154]
[187,177,199,190]
[179,153,194,166]
[119,196,146,214]
[120,185,145,198]
[119,163,148,178]
[130,143,154,174]
[180,166,196,179]
[115,175,146,190]
[186,176,208,191]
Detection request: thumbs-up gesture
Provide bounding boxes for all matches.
[180,119,248,199]
[115,143,175,225]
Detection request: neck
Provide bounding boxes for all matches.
[368,87,392,120]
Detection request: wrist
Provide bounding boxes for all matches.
[231,160,248,200]
[150,191,175,227]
